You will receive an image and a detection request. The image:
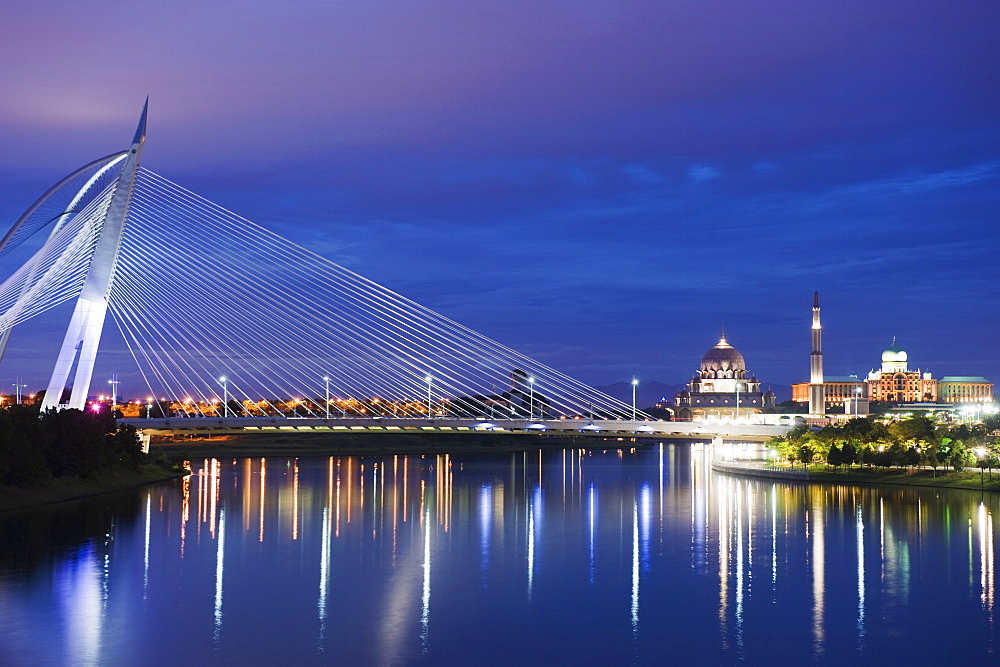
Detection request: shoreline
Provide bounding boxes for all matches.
[147,431,628,459]
[0,433,643,513]
[715,459,1000,492]
[0,466,188,514]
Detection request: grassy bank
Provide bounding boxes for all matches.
[807,466,1000,492]
[0,465,188,513]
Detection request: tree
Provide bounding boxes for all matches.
[950,442,976,472]
[985,454,1000,481]
[873,445,894,469]
[841,441,857,468]
[798,444,814,469]
[922,443,941,475]
[787,425,811,443]
[827,444,843,468]
[936,438,953,470]
[889,416,935,445]
[775,400,807,414]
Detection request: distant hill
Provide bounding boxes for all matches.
[594,380,791,407]
[593,381,688,409]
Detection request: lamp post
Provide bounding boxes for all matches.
[425,375,433,418]
[219,376,228,418]
[108,375,120,406]
[528,376,535,420]
[323,376,331,420]
[631,377,639,421]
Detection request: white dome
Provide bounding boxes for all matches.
[881,339,907,364]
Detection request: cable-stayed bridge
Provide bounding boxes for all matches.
[0,103,663,432]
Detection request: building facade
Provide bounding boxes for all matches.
[792,374,868,413]
[674,334,775,421]
[793,338,993,410]
[937,377,993,403]
[866,339,936,402]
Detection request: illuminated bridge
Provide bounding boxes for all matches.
[122,416,791,441]
[0,102,790,442]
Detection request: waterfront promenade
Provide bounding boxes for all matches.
[711,459,808,480]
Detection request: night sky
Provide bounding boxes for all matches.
[1,1,998,399]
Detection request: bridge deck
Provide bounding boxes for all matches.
[122,417,791,441]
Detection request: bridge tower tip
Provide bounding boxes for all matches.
[132,97,148,148]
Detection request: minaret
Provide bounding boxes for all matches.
[809,291,825,415]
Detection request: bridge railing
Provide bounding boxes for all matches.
[120,416,792,439]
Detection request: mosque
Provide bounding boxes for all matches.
[672,332,775,421]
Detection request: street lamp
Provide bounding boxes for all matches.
[108,375,120,406]
[631,377,639,421]
[323,376,331,420]
[219,376,228,418]
[425,375,433,418]
[528,376,535,420]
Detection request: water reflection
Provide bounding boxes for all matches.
[55,543,102,665]
[857,504,866,648]
[213,507,225,641]
[0,445,998,664]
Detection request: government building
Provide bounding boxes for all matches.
[673,333,775,421]
[792,338,993,410]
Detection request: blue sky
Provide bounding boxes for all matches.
[0,1,998,397]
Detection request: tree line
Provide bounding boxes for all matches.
[0,405,144,487]
[767,415,1000,473]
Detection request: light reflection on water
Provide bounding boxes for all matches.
[0,444,998,664]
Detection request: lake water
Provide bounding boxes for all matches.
[0,444,997,664]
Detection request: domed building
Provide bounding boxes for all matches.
[866,338,937,403]
[793,337,994,410]
[673,334,775,421]
[860,337,991,406]
[879,339,908,373]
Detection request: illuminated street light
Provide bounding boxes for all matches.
[631,377,639,421]
[323,376,331,420]
[108,374,120,406]
[219,376,228,418]
[425,375,433,418]
[528,376,535,420]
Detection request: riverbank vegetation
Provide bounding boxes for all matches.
[767,416,1000,478]
[0,404,148,487]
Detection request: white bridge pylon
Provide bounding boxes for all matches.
[41,101,147,410]
[0,103,643,420]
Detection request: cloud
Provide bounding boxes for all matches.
[688,164,721,182]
